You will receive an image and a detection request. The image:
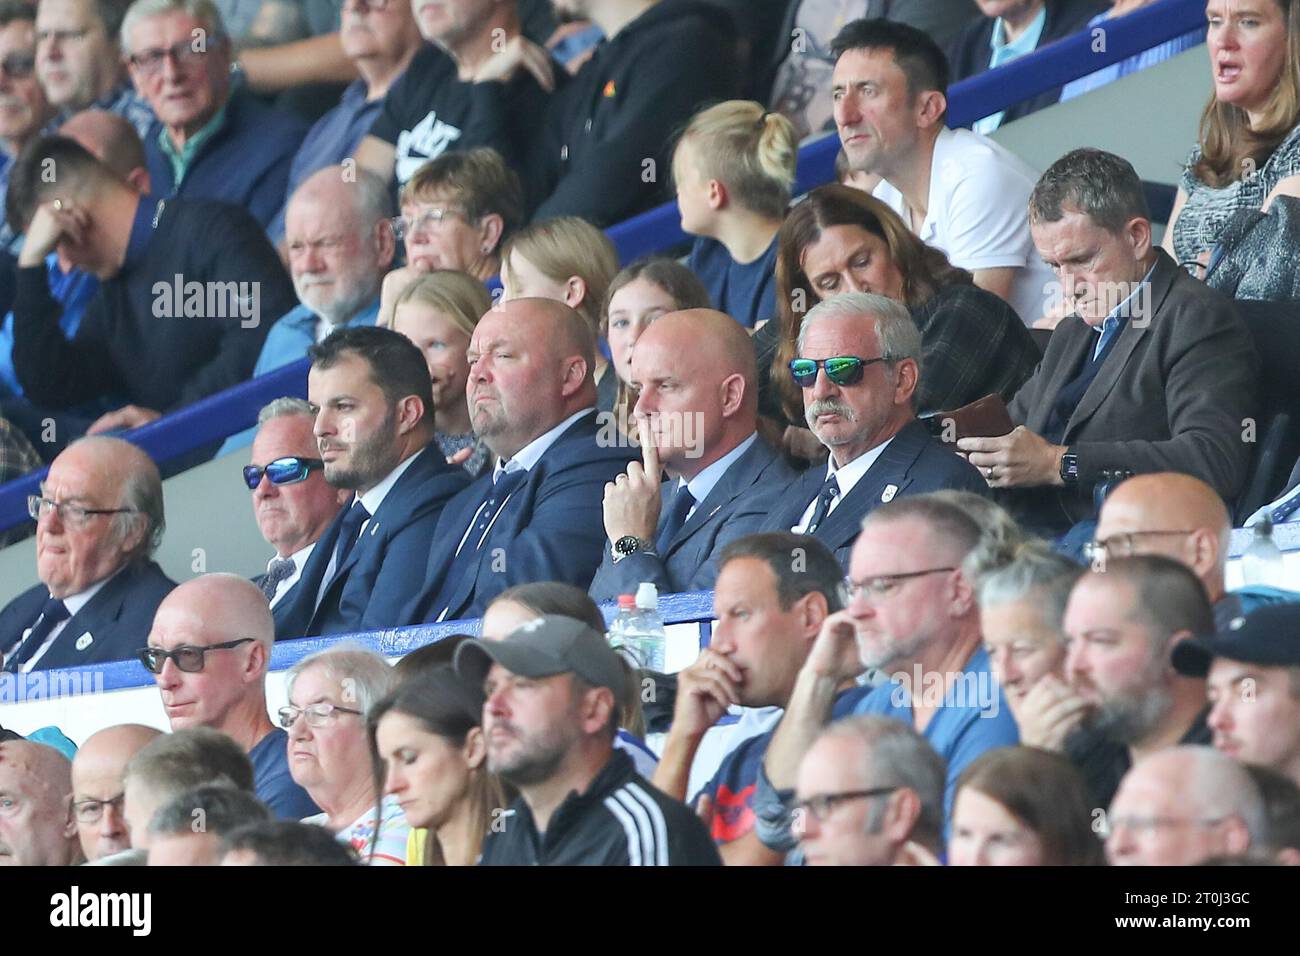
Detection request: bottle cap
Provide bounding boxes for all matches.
[635,582,659,610]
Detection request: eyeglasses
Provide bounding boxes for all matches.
[0,53,35,80]
[28,495,138,528]
[1082,530,1195,564]
[242,456,325,490]
[277,702,363,729]
[343,0,394,11]
[389,207,464,240]
[1108,815,1228,836]
[36,28,92,46]
[789,355,889,388]
[127,39,212,77]
[792,787,898,825]
[71,792,125,824]
[137,638,255,674]
[841,567,957,603]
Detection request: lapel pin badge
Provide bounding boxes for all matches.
[75,632,94,651]
[370,521,380,536]
[881,484,898,503]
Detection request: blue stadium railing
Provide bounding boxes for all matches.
[0,0,1208,535]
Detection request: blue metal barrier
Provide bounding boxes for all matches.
[3,590,717,701]
[0,0,1209,534]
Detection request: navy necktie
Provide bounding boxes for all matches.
[804,474,841,535]
[261,557,297,601]
[656,485,696,553]
[4,597,69,673]
[333,499,371,571]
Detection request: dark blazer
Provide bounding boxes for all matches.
[273,444,471,640]
[1007,249,1260,531]
[589,436,797,602]
[407,411,639,622]
[762,419,988,565]
[0,561,176,671]
[948,0,1105,127]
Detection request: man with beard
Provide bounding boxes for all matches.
[1054,555,1214,811]
[274,325,470,638]
[455,615,721,865]
[762,292,986,566]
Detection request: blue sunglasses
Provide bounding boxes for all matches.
[243,456,325,490]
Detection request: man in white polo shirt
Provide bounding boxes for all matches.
[829,18,1056,325]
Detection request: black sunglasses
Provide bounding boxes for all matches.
[789,355,889,388]
[137,638,255,674]
[243,456,324,490]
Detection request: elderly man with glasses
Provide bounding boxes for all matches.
[121,0,306,228]
[141,572,320,819]
[0,436,175,672]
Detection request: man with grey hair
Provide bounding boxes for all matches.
[958,147,1258,537]
[0,436,175,671]
[1107,745,1265,865]
[122,0,306,227]
[763,291,985,566]
[1057,555,1213,812]
[978,545,1083,744]
[146,784,270,865]
[122,727,255,852]
[243,397,347,616]
[794,715,946,866]
[143,573,320,819]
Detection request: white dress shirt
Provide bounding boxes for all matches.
[16,571,117,672]
[267,541,316,609]
[792,437,895,533]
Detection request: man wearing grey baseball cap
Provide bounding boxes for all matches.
[455,615,721,866]
[1173,604,1300,788]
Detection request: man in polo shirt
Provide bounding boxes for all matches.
[830,18,1055,322]
[456,615,721,866]
[1174,604,1300,789]
[122,0,306,228]
[758,494,1019,856]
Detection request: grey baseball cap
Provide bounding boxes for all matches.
[454,615,628,708]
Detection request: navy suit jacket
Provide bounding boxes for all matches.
[0,561,176,671]
[408,411,639,622]
[274,444,471,640]
[589,436,796,602]
[763,420,988,565]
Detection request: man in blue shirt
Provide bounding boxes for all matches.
[761,493,1019,833]
[219,166,394,455]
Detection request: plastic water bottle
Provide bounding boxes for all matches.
[630,583,667,673]
[1241,517,1289,587]
[607,595,642,668]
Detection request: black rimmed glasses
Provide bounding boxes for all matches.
[841,567,958,603]
[127,39,212,77]
[242,456,325,490]
[71,792,125,824]
[792,787,899,825]
[137,638,255,674]
[789,355,889,388]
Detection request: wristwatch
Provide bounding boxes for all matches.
[1059,451,1080,485]
[611,536,654,563]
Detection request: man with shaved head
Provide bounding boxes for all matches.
[70,722,161,860]
[0,435,174,671]
[409,298,640,622]
[590,309,794,601]
[144,573,318,818]
[0,739,83,865]
[1107,746,1265,865]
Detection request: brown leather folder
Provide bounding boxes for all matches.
[918,394,1015,441]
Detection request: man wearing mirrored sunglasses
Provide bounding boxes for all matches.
[143,573,320,820]
[762,292,986,565]
[244,397,348,616]
[0,435,175,672]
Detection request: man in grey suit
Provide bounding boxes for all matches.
[959,149,1259,536]
[591,310,795,601]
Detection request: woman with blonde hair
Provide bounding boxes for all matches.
[501,217,621,410]
[1164,0,1300,268]
[674,100,797,328]
[387,270,493,476]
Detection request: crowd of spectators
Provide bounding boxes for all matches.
[2,0,1300,867]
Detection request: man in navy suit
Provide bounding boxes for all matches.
[0,436,175,672]
[764,292,986,565]
[274,326,471,639]
[407,297,639,623]
[590,309,795,601]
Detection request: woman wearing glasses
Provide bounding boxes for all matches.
[753,184,1040,459]
[369,664,513,866]
[283,646,409,865]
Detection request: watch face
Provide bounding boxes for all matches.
[614,535,641,555]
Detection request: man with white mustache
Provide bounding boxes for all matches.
[763,292,985,566]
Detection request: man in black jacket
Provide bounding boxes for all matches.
[457,615,721,865]
[6,134,297,437]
